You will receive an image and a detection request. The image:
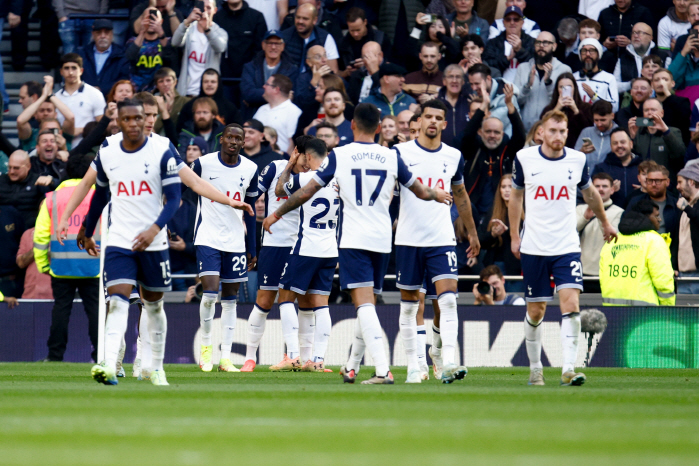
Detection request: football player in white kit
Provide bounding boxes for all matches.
[269,138,338,372]
[240,145,310,372]
[80,99,183,386]
[192,124,259,373]
[263,103,452,384]
[393,100,480,384]
[509,110,617,386]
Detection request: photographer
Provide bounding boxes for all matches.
[472,265,525,305]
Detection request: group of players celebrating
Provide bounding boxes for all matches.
[55,91,616,387]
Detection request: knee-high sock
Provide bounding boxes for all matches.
[245,304,269,361]
[104,294,130,371]
[438,292,458,366]
[279,301,299,359]
[357,304,389,377]
[139,307,152,372]
[143,298,167,371]
[199,292,217,346]
[312,306,331,362]
[298,308,315,362]
[117,335,126,367]
[416,325,427,368]
[399,300,419,371]
[524,313,543,370]
[346,317,365,372]
[220,296,237,361]
[561,312,581,374]
[431,323,442,357]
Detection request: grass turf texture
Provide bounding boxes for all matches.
[0,364,697,465]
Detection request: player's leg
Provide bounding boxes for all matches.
[429,297,443,379]
[301,258,336,372]
[272,287,302,371]
[136,303,151,380]
[218,281,241,372]
[196,246,222,372]
[520,253,553,386]
[297,294,315,364]
[554,254,585,386]
[396,246,423,383]
[416,291,428,379]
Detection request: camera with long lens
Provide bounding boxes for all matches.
[476,281,492,296]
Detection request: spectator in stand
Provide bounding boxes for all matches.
[641,54,663,81]
[280,0,344,49]
[153,67,191,134]
[540,73,593,147]
[675,164,699,293]
[125,9,178,93]
[295,45,335,114]
[30,131,67,190]
[652,68,692,144]
[489,0,540,40]
[459,34,501,78]
[263,126,284,156]
[468,63,520,137]
[253,74,302,153]
[361,63,417,118]
[670,0,699,58]
[53,0,108,54]
[17,77,75,153]
[576,100,618,171]
[404,43,444,103]
[176,69,243,133]
[240,119,282,173]
[280,3,340,74]
[483,6,535,82]
[577,172,624,292]
[26,119,72,160]
[177,97,225,157]
[172,0,228,97]
[248,0,288,31]
[477,175,523,283]
[306,88,354,146]
[625,159,658,206]
[106,80,135,103]
[130,0,183,38]
[77,19,130,96]
[668,20,699,102]
[214,0,267,103]
[16,227,53,299]
[315,121,340,150]
[0,151,52,228]
[555,18,582,74]
[573,38,619,112]
[240,29,299,120]
[396,110,415,141]
[18,81,41,112]
[629,98,685,182]
[437,64,471,148]
[524,119,543,147]
[339,7,392,78]
[0,203,23,302]
[598,0,655,54]
[472,265,525,305]
[658,0,691,53]
[346,41,383,105]
[410,15,461,72]
[377,115,399,147]
[443,0,490,44]
[300,74,355,134]
[616,77,652,130]
[514,31,572,131]
[613,23,669,93]
[592,128,642,207]
[0,1,22,108]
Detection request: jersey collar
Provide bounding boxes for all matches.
[415,139,442,153]
[120,137,148,153]
[538,146,567,161]
[218,151,242,168]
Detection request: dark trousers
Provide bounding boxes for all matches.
[47,277,100,362]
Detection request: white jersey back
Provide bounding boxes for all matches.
[285,171,339,258]
[191,152,258,252]
[257,160,299,247]
[314,142,416,253]
[513,146,591,256]
[92,136,181,251]
[394,140,465,247]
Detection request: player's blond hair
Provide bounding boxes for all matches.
[540,110,568,126]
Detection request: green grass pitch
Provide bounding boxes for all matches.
[1,364,698,466]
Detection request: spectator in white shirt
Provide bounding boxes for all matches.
[253,74,302,153]
[658,0,691,53]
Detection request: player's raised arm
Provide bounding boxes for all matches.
[581,184,618,243]
[263,177,322,234]
[274,147,301,197]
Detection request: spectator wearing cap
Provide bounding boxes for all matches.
[676,164,699,293]
[241,119,282,173]
[53,0,109,55]
[483,5,535,83]
[573,38,619,112]
[252,74,302,153]
[360,63,416,118]
[185,136,208,164]
[488,0,541,41]
[240,29,299,120]
[77,19,130,97]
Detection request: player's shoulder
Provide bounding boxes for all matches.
[515,145,542,161]
[238,154,259,173]
[564,147,588,163]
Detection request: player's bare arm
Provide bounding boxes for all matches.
[408,180,453,204]
[582,184,618,243]
[508,187,525,259]
[452,183,480,257]
[263,178,322,233]
[274,148,300,197]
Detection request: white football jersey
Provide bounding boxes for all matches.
[92,136,181,251]
[513,146,591,256]
[257,160,300,248]
[394,140,465,247]
[105,132,187,171]
[191,152,258,252]
[285,171,339,258]
[314,142,416,253]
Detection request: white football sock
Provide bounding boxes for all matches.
[346,317,365,372]
[399,300,419,372]
[139,308,152,372]
[298,308,315,362]
[561,312,581,374]
[220,297,237,361]
[432,323,442,357]
[416,325,427,368]
[199,292,217,346]
[245,304,269,361]
[524,313,543,370]
[104,294,129,372]
[312,306,331,362]
[117,335,126,367]
[143,298,167,371]
[279,301,299,359]
[438,292,458,366]
[357,304,389,377]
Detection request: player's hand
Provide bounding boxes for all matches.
[434,188,453,205]
[132,224,160,251]
[602,222,618,243]
[466,232,480,258]
[83,237,100,256]
[229,198,254,216]
[511,236,521,260]
[247,253,257,271]
[3,296,18,309]
[262,213,280,234]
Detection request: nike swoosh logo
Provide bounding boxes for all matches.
[163,279,172,285]
[575,278,582,282]
[239,271,246,276]
[450,268,458,272]
[409,163,419,167]
[531,172,542,176]
[210,176,219,180]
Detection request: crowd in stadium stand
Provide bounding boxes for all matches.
[3,0,699,305]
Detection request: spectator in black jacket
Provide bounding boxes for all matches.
[482,6,535,82]
[240,119,282,173]
[598,1,655,53]
[0,151,51,228]
[176,69,243,134]
[592,128,643,207]
[77,19,130,96]
[280,0,344,52]
[338,7,392,77]
[652,67,692,145]
[437,64,472,148]
[30,131,66,190]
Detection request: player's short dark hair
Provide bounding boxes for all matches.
[316,121,338,135]
[223,123,244,135]
[592,172,614,185]
[271,74,293,96]
[480,265,503,281]
[642,55,663,67]
[610,127,630,140]
[346,7,366,23]
[295,134,315,153]
[154,67,177,83]
[305,138,328,158]
[192,96,218,115]
[67,154,93,179]
[353,103,381,134]
[117,98,144,113]
[631,198,659,217]
[23,81,42,98]
[591,99,613,116]
[60,53,83,68]
[467,63,491,78]
[133,91,157,107]
[461,34,484,50]
[421,99,448,116]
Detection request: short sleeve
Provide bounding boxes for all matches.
[92,89,107,119]
[313,150,337,186]
[578,160,591,190]
[190,158,202,177]
[324,34,339,60]
[160,148,182,187]
[258,162,277,193]
[284,173,303,196]
[169,142,186,170]
[451,156,465,185]
[246,167,259,198]
[512,155,524,190]
[91,154,108,187]
[396,151,416,188]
